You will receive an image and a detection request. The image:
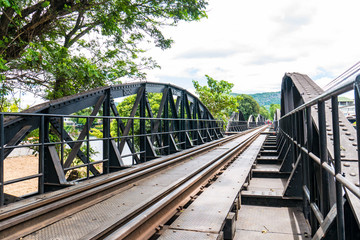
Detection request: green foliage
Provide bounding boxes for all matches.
[259,106,270,120]
[193,75,240,124]
[110,93,162,148]
[231,91,280,111]
[237,94,260,121]
[0,97,19,112]
[1,0,208,99]
[270,103,280,120]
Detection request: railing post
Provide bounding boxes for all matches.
[140,88,146,162]
[164,90,170,155]
[39,115,45,194]
[103,90,111,173]
[180,91,186,146]
[86,117,90,179]
[299,110,309,218]
[355,79,360,189]
[331,96,345,240]
[306,106,317,234]
[318,101,330,216]
[0,113,4,206]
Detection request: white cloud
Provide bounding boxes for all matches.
[140,0,360,95]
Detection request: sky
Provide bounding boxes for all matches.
[138,0,360,94]
[17,0,360,107]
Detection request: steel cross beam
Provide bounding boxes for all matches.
[0,82,222,203]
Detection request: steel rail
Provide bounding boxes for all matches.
[84,126,266,240]
[0,127,263,240]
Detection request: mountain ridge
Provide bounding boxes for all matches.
[231,91,281,110]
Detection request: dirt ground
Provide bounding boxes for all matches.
[3,155,103,197]
[4,155,39,197]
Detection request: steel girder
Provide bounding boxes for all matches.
[226,110,248,132]
[279,72,360,239]
[0,82,223,201]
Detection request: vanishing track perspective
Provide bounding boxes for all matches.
[0,126,266,240]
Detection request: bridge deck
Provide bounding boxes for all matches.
[159,134,267,239]
[236,205,309,239]
[20,131,258,239]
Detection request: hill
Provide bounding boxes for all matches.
[231,91,281,110]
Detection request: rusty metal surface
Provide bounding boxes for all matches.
[163,135,266,234]
[236,205,310,239]
[21,131,257,239]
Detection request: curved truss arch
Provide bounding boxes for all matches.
[1,82,223,195]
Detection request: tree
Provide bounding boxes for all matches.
[192,75,240,123]
[237,94,260,120]
[270,103,280,120]
[259,106,269,120]
[0,1,208,100]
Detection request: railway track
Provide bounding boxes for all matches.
[0,126,266,240]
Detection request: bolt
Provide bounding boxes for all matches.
[350,172,357,177]
[343,163,350,167]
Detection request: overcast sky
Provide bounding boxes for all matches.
[140,0,360,94]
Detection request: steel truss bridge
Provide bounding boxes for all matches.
[0,73,359,240]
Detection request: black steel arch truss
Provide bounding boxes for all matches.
[0,82,223,204]
[226,110,267,133]
[278,72,360,239]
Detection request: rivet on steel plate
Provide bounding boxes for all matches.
[343,163,350,167]
[350,173,356,177]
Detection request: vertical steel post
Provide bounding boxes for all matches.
[0,114,4,206]
[299,110,308,217]
[180,91,185,148]
[331,96,345,240]
[318,101,330,216]
[291,114,296,164]
[164,90,169,155]
[307,106,317,234]
[103,91,111,173]
[39,115,45,194]
[86,117,90,179]
[355,81,360,189]
[60,116,64,167]
[140,88,146,162]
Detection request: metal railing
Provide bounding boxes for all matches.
[0,111,223,205]
[279,74,360,239]
[227,120,266,132]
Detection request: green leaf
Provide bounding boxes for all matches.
[1,0,11,8]
[41,1,50,8]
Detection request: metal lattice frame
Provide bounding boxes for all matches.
[226,110,267,132]
[278,72,360,239]
[0,82,224,204]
